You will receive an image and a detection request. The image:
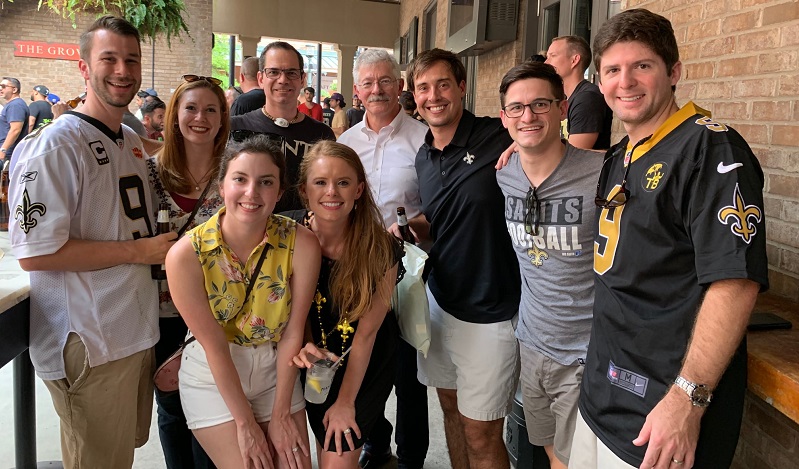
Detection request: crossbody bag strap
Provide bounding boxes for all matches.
[182,236,270,348]
[176,182,214,237]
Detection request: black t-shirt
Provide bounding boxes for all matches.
[580,103,769,466]
[230,110,335,212]
[415,110,520,323]
[230,89,266,116]
[29,100,53,130]
[346,107,365,128]
[567,80,613,150]
[322,108,334,127]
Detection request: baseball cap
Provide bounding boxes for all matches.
[137,88,158,98]
[46,94,60,104]
[329,92,344,102]
[33,85,50,96]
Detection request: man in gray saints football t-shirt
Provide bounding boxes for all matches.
[495,62,604,469]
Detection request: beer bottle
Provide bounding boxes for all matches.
[396,206,415,244]
[151,203,170,280]
[66,92,87,109]
[0,160,9,231]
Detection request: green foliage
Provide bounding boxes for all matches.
[29,0,190,44]
[212,33,233,86]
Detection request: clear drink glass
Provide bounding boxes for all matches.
[304,357,337,404]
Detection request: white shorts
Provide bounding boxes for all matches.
[179,340,305,430]
[569,410,636,469]
[417,284,520,421]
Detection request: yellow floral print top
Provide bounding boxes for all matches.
[188,207,297,346]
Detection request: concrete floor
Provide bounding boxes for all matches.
[0,364,453,468]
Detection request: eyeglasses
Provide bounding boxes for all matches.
[261,68,303,80]
[594,155,631,208]
[182,74,222,86]
[0,84,13,90]
[357,78,397,90]
[524,186,541,235]
[502,99,561,118]
[594,136,652,208]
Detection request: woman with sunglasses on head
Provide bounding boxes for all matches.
[288,141,403,469]
[147,74,229,469]
[167,135,321,469]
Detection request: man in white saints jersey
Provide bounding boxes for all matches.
[9,16,176,469]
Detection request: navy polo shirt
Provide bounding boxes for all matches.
[415,110,520,324]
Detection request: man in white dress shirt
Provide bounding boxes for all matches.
[337,49,429,469]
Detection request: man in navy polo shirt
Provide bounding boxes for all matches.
[407,48,521,469]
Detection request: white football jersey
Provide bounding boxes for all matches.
[9,112,159,380]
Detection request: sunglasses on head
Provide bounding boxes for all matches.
[182,74,222,86]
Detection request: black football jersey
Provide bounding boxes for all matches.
[579,102,769,466]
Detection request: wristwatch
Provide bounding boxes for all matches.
[674,375,713,407]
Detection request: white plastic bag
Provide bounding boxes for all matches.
[392,242,431,356]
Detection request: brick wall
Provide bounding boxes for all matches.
[627,0,799,302]
[0,0,213,111]
[400,0,527,117]
[733,391,799,469]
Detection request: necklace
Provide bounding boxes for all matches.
[307,211,352,364]
[313,288,353,364]
[186,166,214,192]
[262,107,300,128]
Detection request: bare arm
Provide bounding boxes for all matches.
[270,226,321,465]
[166,236,271,467]
[18,232,177,272]
[28,115,36,134]
[635,278,759,469]
[568,132,600,150]
[323,263,398,454]
[495,141,519,170]
[1,122,24,158]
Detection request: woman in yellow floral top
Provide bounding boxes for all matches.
[167,135,321,469]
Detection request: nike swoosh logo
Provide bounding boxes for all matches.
[717,162,743,174]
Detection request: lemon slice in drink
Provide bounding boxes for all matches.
[307,376,322,393]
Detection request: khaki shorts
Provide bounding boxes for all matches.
[44,332,154,469]
[569,410,636,469]
[417,284,519,421]
[519,344,583,466]
[179,339,305,430]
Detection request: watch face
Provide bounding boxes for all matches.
[692,385,712,406]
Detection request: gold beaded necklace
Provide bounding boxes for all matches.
[313,288,353,364]
[307,212,353,363]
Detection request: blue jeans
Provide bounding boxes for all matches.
[155,317,215,469]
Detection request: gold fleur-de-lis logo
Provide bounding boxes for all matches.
[717,183,762,244]
[14,189,47,234]
[463,152,475,164]
[337,318,355,341]
[527,245,549,267]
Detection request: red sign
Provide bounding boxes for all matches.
[14,41,80,61]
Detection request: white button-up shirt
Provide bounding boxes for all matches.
[338,109,428,228]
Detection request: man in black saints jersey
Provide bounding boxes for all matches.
[572,9,768,469]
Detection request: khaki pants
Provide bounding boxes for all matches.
[44,333,155,469]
